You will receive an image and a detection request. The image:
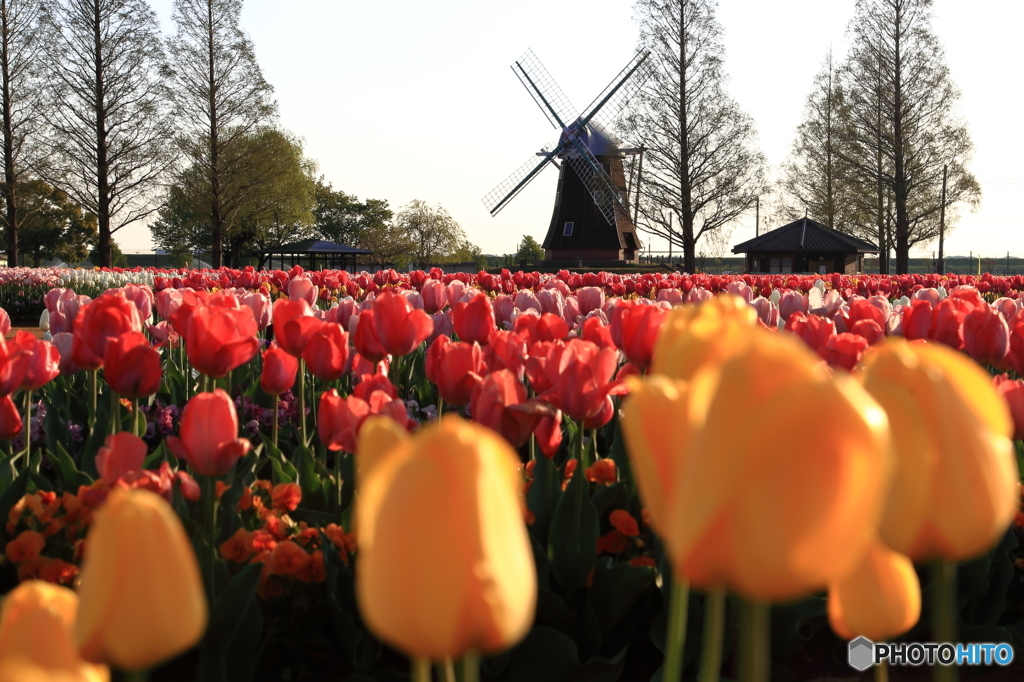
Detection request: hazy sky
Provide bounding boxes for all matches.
[125,0,1024,261]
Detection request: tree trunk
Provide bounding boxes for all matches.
[1,3,18,267]
[678,7,695,274]
[207,0,222,269]
[93,0,111,268]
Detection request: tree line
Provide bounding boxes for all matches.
[621,0,978,274]
[0,0,482,269]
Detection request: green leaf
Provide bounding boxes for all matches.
[259,433,296,484]
[196,563,263,682]
[51,441,92,492]
[527,455,561,548]
[79,403,110,479]
[589,558,657,656]
[547,460,599,594]
[292,444,326,511]
[590,482,630,522]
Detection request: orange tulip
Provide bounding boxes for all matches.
[828,540,921,642]
[76,488,207,670]
[857,339,1019,561]
[355,415,536,659]
[625,322,892,601]
[650,294,759,381]
[0,580,109,682]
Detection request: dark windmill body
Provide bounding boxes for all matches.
[483,50,651,266]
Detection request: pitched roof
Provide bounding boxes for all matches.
[262,239,371,255]
[732,218,878,254]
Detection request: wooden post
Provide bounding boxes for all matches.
[938,164,947,274]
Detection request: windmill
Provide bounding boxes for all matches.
[482,49,651,265]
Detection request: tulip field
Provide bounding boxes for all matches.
[0,264,1024,682]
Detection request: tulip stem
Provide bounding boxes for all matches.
[21,389,30,468]
[272,394,279,450]
[298,359,307,446]
[698,588,727,682]
[411,657,431,682]
[132,399,140,437]
[876,660,889,682]
[202,476,219,604]
[110,388,120,435]
[437,659,456,682]
[738,599,770,682]
[931,560,959,682]
[461,652,480,682]
[90,369,98,425]
[663,576,691,682]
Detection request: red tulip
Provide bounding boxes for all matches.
[185,304,260,378]
[12,332,59,391]
[96,432,148,486]
[513,312,568,344]
[352,310,388,364]
[104,332,162,398]
[901,299,933,341]
[372,291,433,357]
[261,344,298,396]
[71,292,143,371]
[609,300,669,370]
[425,336,484,406]
[994,374,1024,441]
[785,311,836,356]
[352,372,399,400]
[0,308,9,337]
[0,395,21,439]
[167,390,251,477]
[963,305,1010,367]
[484,329,528,380]
[470,370,560,455]
[318,388,409,453]
[821,332,869,372]
[165,290,210,339]
[302,323,350,383]
[850,319,885,346]
[0,335,29,395]
[452,293,495,345]
[272,298,319,356]
[581,316,615,350]
[928,297,971,350]
[540,339,623,427]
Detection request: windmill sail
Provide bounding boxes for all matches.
[577,51,652,131]
[482,146,559,216]
[565,135,623,225]
[512,49,577,129]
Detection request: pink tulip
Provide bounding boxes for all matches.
[421,279,449,314]
[96,432,148,486]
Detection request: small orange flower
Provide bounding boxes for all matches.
[561,459,578,491]
[596,530,629,555]
[39,558,78,586]
[296,550,326,583]
[215,481,229,500]
[585,459,617,486]
[238,489,253,511]
[269,540,309,577]
[219,528,251,563]
[5,530,45,563]
[246,530,277,554]
[609,509,639,537]
[270,483,302,512]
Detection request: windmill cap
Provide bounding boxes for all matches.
[562,120,621,157]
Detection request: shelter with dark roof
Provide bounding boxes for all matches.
[731,218,878,275]
[253,239,371,272]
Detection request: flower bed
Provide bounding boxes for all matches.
[0,268,1022,681]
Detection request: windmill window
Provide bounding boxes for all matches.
[563,222,574,236]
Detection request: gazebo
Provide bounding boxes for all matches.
[254,239,371,272]
[732,218,878,275]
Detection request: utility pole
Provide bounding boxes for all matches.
[755,196,760,237]
[938,164,947,274]
[668,213,673,262]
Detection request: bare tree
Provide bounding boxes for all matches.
[779,50,862,234]
[167,0,276,269]
[0,0,46,266]
[41,0,175,267]
[621,0,766,273]
[840,0,979,274]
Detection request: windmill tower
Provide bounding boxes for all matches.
[482,50,651,265]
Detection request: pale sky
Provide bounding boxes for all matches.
[122,0,1024,261]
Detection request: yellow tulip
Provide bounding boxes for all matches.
[76,488,208,671]
[650,294,759,381]
[828,539,921,642]
[857,339,1019,561]
[0,581,109,682]
[355,414,536,660]
[625,323,892,601]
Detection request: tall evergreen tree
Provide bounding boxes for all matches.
[840,0,979,273]
[622,0,766,273]
[167,0,277,268]
[41,0,175,268]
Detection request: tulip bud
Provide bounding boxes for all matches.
[76,488,207,670]
[167,390,251,477]
[827,540,921,642]
[261,343,298,396]
[858,340,1019,561]
[356,415,536,659]
[0,580,110,682]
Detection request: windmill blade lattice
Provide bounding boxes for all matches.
[565,136,623,225]
[578,51,653,132]
[513,49,577,129]
[482,145,560,216]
